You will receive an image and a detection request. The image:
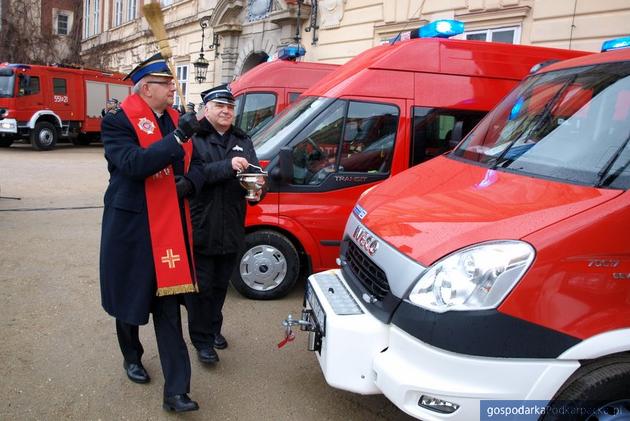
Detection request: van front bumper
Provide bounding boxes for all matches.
[305,269,580,420]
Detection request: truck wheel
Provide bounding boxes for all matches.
[232,230,300,300]
[0,138,13,147]
[541,357,630,420]
[30,122,57,151]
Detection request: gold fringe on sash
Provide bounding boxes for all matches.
[156,283,199,296]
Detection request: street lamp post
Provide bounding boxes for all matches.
[193,16,210,83]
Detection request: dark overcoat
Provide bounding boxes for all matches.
[99,107,189,325]
[186,119,260,256]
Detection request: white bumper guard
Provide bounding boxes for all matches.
[296,269,580,421]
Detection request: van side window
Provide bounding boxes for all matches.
[411,107,486,166]
[339,101,399,174]
[288,92,301,103]
[18,76,40,96]
[236,93,276,136]
[53,78,67,95]
[292,100,345,185]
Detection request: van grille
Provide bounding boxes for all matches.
[345,241,389,300]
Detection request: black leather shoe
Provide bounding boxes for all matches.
[197,347,219,364]
[214,333,228,349]
[123,361,150,384]
[163,394,199,412]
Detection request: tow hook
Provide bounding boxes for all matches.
[278,311,316,349]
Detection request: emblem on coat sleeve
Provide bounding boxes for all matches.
[232,145,244,152]
[138,117,155,134]
[161,248,180,269]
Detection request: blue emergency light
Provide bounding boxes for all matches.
[276,44,306,60]
[419,19,465,39]
[601,36,630,52]
[390,19,464,44]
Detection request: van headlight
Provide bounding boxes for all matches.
[407,241,535,313]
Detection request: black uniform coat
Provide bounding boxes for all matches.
[186,119,260,256]
[99,107,193,326]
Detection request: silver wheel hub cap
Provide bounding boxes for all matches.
[39,129,54,146]
[239,244,287,291]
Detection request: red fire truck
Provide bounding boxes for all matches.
[231,47,338,136]
[233,20,591,300]
[0,63,131,150]
[297,38,630,420]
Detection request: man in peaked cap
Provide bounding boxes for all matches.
[184,83,265,365]
[99,51,205,412]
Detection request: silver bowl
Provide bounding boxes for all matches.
[237,172,267,200]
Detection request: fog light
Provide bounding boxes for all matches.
[418,395,460,414]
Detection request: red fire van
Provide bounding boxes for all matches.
[0,63,131,150]
[230,49,338,136]
[296,38,630,420]
[234,20,590,299]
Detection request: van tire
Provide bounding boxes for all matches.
[541,356,630,420]
[31,122,58,151]
[0,138,13,147]
[232,230,300,300]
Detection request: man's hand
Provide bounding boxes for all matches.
[175,112,201,139]
[232,157,249,172]
[175,175,193,199]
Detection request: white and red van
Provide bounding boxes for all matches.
[230,47,338,136]
[296,38,630,420]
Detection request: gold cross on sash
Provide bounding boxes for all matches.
[161,248,181,269]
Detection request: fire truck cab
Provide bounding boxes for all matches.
[300,38,630,420]
[234,20,590,300]
[230,47,338,136]
[0,63,131,150]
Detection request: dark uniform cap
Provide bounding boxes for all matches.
[201,84,235,105]
[107,98,119,105]
[123,52,172,84]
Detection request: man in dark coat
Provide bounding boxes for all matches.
[99,53,202,412]
[184,84,265,364]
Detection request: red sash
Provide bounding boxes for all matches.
[121,94,197,296]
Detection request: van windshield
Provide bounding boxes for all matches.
[253,96,334,156]
[0,73,15,98]
[452,61,630,189]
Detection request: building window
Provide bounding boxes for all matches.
[93,0,100,34]
[161,0,173,7]
[464,26,520,44]
[84,0,90,38]
[127,0,136,21]
[174,65,188,107]
[114,0,123,26]
[57,13,69,35]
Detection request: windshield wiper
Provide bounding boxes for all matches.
[597,131,630,187]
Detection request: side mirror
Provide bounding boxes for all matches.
[449,121,464,149]
[270,146,294,184]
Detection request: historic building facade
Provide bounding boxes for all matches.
[80,0,630,106]
[1,0,81,64]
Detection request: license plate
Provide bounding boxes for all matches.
[306,281,326,337]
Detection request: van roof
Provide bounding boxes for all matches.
[230,60,339,93]
[537,46,630,73]
[305,37,590,99]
